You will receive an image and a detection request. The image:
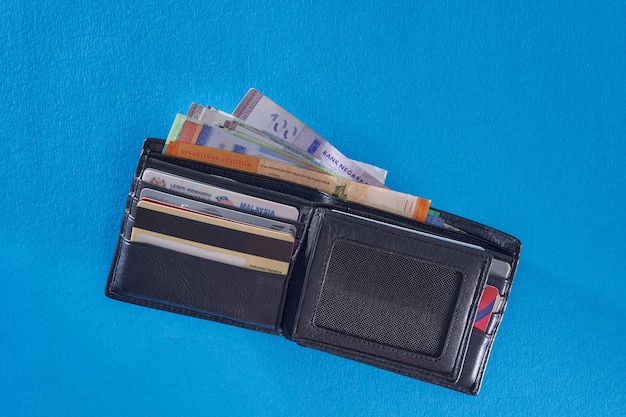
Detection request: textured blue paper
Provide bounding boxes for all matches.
[1,1,625,415]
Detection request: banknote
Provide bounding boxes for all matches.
[176,105,452,230]
[353,160,387,185]
[232,89,386,187]
[186,104,336,175]
[164,141,431,222]
[189,103,388,185]
[165,113,312,170]
[170,111,348,174]
[425,209,464,232]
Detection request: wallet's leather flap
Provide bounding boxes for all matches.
[291,208,491,382]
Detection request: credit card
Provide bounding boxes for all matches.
[131,199,295,275]
[139,188,297,236]
[141,168,300,221]
[473,285,501,333]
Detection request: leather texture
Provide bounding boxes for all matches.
[106,139,521,394]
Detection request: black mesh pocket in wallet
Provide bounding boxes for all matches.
[314,240,463,357]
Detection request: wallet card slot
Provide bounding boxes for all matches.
[292,208,492,382]
[485,313,502,335]
[486,274,510,297]
[455,330,493,394]
[107,238,291,332]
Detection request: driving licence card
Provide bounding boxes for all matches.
[141,168,300,221]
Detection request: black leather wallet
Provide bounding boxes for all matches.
[106,138,521,395]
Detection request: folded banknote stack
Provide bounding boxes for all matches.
[163,89,438,225]
[106,89,521,394]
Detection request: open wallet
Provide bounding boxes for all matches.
[105,138,521,395]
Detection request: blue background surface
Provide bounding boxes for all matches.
[2,1,625,415]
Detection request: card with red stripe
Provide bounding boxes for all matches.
[473,285,501,333]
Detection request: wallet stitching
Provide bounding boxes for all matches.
[306,213,488,366]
